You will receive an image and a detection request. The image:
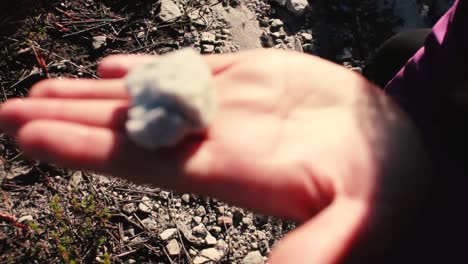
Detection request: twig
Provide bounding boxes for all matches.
[1,84,7,101]
[105,229,120,244]
[111,213,144,231]
[29,41,49,78]
[0,187,12,216]
[175,222,194,264]
[9,70,42,91]
[162,247,176,264]
[128,42,166,53]
[33,46,98,78]
[132,213,147,232]
[113,188,161,197]
[61,18,126,25]
[0,152,23,167]
[113,249,137,258]
[0,213,29,229]
[62,22,109,37]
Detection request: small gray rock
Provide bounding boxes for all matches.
[242,251,264,264]
[125,48,216,150]
[189,249,198,256]
[69,171,83,187]
[256,231,267,240]
[122,203,137,215]
[270,19,284,30]
[201,32,216,43]
[200,248,224,261]
[193,256,209,264]
[125,228,135,237]
[160,191,170,200]
[216,239,229,252]
[138,202,152,213]
[159,0,182,22]
[136,31,145,40]
[166,239,181,256]
[193,216,202,225]
[258,240,270,255]
[181,194,190,203]
[141,218,158,230]
[205,234,217,246]
[221,28,231,35]
[242,217,253,226]
[300,32,313,41]
[286,0,309,15]
[92,36,107,50]
[195,206,206,216]
[202,44,215,54]
[192,223,208,238]
[160,228,178,241]
[17,215,33,223]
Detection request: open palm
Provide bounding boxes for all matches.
[0,49,428,263]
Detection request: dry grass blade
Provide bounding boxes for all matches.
[29,41,48,78]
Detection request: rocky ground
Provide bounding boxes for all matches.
[0,0,449,263]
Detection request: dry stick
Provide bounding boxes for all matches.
[129,42,166,53]
[61,18,126,25]
[132,213,148,232]
[113,249,138,258]
[62,22,110,37]
[105,229,121,244]
[1,84,7,101]
[0,213,29,229]
[0,187,12,214]
[33,46,98,78]
[176,225,194,264]
[118,222,124,245]
[9,70,42,91]
[0,152,23,167]
[113,188,161,197]
[162,247,176,264]
[110,213,142,234]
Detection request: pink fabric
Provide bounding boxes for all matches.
[384,2,468,262]
[384,0,467,155]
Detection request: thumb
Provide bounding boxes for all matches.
[268,198,368,264]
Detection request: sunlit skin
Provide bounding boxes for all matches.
[0,49,428,263]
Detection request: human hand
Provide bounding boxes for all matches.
[0,49,429,263]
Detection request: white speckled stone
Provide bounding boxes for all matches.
[125,48,216,150]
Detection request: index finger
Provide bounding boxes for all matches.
[98,52,244,78]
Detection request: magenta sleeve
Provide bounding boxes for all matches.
[385,0,467,157]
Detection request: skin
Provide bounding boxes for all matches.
[0,49,430,263]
